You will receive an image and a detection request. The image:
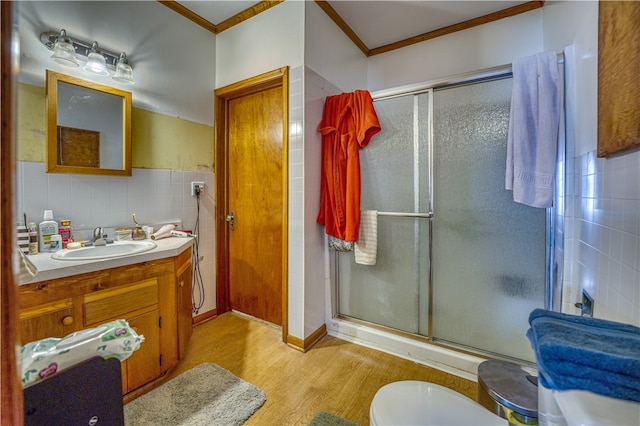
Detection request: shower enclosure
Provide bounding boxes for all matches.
[334,75,548,363]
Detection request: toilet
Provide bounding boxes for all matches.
[369,381,508,425]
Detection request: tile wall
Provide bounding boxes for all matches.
[564,148,640,325]
[288,65,339,340]
[288,65,305,338]
[15,161,216,314]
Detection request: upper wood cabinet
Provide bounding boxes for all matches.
[597,1,640,157]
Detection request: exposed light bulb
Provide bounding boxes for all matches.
[83,41,109,76]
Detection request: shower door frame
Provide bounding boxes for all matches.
[332,62,561,360]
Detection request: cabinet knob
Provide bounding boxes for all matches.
[178,278,184,288]
[62,316,74,326]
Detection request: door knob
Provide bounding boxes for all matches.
[226,211,235,231]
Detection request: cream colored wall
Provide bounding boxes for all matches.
[215,0,304,88]
[304,1,368,92]
[17,83,213,172]
[17,84,45,163]
[131,110,213,171]
[366,9,543,91]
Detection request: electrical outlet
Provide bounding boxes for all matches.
[191,181,204,196]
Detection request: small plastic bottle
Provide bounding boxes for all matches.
[59,219,72,240]
[39,210,59,252]
[28,222,39,255]
[49,234,62,251]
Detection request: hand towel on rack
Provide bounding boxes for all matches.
[506,51,560,208]
[354,210,377,265]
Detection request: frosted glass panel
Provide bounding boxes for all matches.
[431,78,545,362]
[360,95,429,211]
[337,93,430,336]
[337,217,429,335]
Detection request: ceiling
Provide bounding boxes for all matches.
[172,0,543,56]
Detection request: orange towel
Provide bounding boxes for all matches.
[317,90,381,241]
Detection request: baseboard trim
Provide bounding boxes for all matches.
[193,309,217,326]
[287,324,327,352]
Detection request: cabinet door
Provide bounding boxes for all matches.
[19,299,76,344]
[124,310,161,393]
[177,259,193,359]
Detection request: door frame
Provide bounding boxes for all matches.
[1,1,24,422]
[214,67,289,342]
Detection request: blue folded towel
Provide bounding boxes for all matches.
[527,308,640,402]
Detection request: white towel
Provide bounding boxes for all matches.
[506,51,560,208]
[354,210,377,265]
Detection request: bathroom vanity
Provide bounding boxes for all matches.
[17,238,194,398]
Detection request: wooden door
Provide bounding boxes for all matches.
[228,87,283,325]
[215,67,288,334]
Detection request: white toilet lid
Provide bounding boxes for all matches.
[370,381,508,426]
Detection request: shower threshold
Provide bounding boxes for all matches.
[329,315,536,381]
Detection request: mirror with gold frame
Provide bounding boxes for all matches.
[46,70,132,175]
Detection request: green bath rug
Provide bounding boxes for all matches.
[309,411,359,426]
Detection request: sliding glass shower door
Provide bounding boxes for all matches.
[334,76,546,363]
[336,93,431,336]
[431,79,545,362]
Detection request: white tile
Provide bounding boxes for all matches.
[621,232,639,270]
[290,65,303,81]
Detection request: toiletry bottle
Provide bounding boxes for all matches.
[49,234,62,251]
[39,210,59,252]
[28,222,39,255]
[59,219,72,240]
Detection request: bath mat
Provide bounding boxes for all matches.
[309,411,359,426]
[123,363,266,426]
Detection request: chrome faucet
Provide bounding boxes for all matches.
[93,227,106,246]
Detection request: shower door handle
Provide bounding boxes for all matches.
[226,211,235,231]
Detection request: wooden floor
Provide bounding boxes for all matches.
[159,312,478,426]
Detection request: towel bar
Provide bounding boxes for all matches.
[376,211,433,218]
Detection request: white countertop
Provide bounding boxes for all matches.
[553,389,640,426]
[19,237,194,285]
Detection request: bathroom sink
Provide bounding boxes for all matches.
[51,241,157,261]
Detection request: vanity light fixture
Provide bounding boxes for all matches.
[40,29,135,84]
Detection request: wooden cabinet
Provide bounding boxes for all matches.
[597,1,640,157]
[83,278,161,394]
[175,248,193,359]
[19,298,77,343]
[18,247,193,396]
